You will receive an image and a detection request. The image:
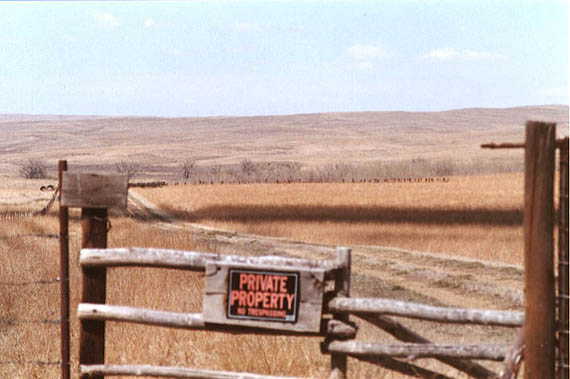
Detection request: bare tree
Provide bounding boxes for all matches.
[209,165,223,183]
[18,159,48,179]
[115,161,140,180]
[181,159,196,180]
[240,159,257,181]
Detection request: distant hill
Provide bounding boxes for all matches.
[0,105,567,178]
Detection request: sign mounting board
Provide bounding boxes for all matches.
[203,262,325,332]
[61,173,128,209]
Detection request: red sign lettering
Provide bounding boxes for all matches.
[227,269,299,323]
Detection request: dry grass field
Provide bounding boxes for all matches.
[140,173,525,265]
[1,107,565,378]
[0,172,530,378]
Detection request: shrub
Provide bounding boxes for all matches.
[115,161,140,180]
[181,159,196,180]
[18,159,48,179]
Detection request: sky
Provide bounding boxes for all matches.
[0,0,568,117]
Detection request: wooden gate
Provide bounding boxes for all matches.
[75,244,524,378]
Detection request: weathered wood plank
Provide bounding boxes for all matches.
[80,248,217,270]
[77,303,356,337]
[80,248,338,273]
[61,173,128,209]
[328,297,523,327]
[355,313,497,378]
[78,303,205,328]
[80,364,302,378]
[327,341,508,361]
[203,262,325,332]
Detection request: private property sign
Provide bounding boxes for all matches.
[203,262,325,332]
[227,269,300,323]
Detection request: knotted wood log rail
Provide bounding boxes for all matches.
[326,341,508,361]
[80,247,339,279]
[80,364,301,378]
[354,313,497,378]
[327,297,523,327]
[78,303,357,338]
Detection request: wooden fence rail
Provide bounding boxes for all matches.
[80,247,339,276]
[327,297,524,327]
[354,313,498,378]
[80,364,301,379]
[77,303,357,338]
[326,341,508,361]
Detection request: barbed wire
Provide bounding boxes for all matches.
[0,319,61,325]
[0,278,60,286]
[0,360,60,366]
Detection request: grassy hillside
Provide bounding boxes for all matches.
[1,106,567,179]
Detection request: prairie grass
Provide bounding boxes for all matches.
[1,214,357,378]
[0,174,528,378]
[141,173,525,265]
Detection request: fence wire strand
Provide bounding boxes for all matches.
[0,360,61,366]
[0,278,60,286]
[0,188,65,375]
[0,319,61,325]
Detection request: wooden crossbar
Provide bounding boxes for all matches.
[80,364,301,378]
[328,297,524,327]
[77,303,357,338]
[327,341,508,361]
[481,137,568,149]
[80,247,339,277]
[354,313,498,378]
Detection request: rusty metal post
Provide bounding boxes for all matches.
[557,138,569,379]
[58,160,70,379]
[524,121,556,379]
[79,207,108,379]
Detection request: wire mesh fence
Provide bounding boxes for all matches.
[0,277,63,372]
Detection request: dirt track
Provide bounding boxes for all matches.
[128,190,523,358]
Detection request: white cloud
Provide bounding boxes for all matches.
[345,44,387,71]
[169,48,184,57]
[94,12,120,29]
[354,61,374,71]
[233,22,263,33]
[144,18,156,29]
[347,44,386,61]
[538,86,568,99]
[422,48,506,61]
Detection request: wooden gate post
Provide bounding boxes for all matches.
[59,172,128,378]
[557,138,569,379]
[58,160,70,379]
[79,207,108,379]
[330,247,351,379]
[524,121,556,379]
